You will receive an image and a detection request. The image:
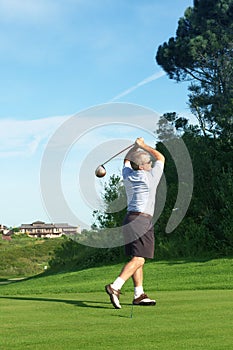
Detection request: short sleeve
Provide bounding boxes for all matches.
[151,160,164,186]
[122,165,133,179]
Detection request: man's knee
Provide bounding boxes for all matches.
[132,256,145,268]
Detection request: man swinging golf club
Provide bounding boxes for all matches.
[105,137,165,308]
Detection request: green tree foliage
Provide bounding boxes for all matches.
[92,174,127,229]
[47,236,126,273]
[155,113,233,258]
[156,0,233,143]
[154,0,233,257]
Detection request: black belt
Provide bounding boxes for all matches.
[127,211,152,219]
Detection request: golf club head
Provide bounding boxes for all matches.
[95,165,106,178]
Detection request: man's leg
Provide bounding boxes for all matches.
[105,257,144,309]
[132,265,144,299]
[128,259,156,306]
[132,265,143,287]
[119,256,145,282]
[131,262,156,306]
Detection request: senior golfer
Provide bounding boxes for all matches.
[105,137,165,309]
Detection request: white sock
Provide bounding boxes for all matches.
[111,277,125,291]
[134,286,144,299]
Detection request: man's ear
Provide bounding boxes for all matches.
[138,165,143,170]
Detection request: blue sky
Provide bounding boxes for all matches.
[0,0,194,229]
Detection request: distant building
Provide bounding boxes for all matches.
[19,221,81,238]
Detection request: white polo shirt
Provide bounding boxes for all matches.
[122,160,164,217]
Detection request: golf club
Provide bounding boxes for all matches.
[95,143,135,178]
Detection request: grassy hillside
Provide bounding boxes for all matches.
[0,258,233,350]
[0,235,64,279]
[0,257,232,294]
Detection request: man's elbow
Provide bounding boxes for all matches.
[158,155,165,163]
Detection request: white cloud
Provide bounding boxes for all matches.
[110,71,166,101]
[0,116,67,158]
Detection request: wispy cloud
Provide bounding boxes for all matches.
[0,69,166,158]
[110,71,166,101]
[0,116,67,158]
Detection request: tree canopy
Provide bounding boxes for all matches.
[156,0,233,142]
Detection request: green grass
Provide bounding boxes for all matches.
[0,290,232,350]
[0,236,64,278]
[0,258,233,349]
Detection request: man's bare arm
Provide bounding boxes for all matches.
[135,137,165,163]
[124,145,139,165]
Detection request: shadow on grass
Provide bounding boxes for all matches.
[0,295,111,309]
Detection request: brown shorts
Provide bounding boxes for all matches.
[122,212,154,259]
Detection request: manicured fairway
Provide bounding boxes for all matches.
[0,259,233,349]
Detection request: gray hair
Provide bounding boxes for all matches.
[130,151,151,170]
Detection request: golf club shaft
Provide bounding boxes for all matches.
[102,143,135,166]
